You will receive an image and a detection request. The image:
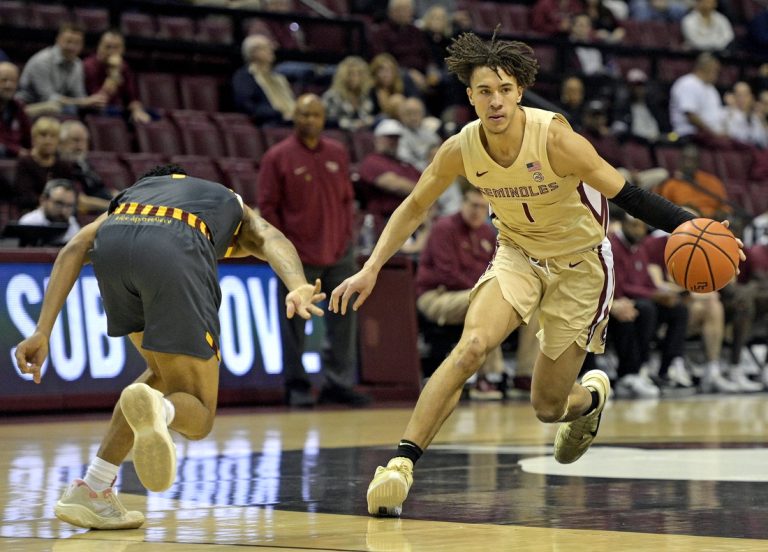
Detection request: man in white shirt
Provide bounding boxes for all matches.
[669,53,726,140]
[681,0,734,52]
[18,178,80,245]
[396,97,441,171]
[721,81,768,147]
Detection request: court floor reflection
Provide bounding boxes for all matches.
[110,442,768,540]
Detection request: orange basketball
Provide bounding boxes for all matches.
[664,218,740,293]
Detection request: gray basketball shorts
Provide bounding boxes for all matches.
[90,216,221,360]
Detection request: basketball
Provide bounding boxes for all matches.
[664,218,740,293]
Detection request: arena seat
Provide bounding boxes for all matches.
[197,16,233,44]
[179,75,221,112]
[157,16,196,41]
[85,115,133,153]
[73,7,110,33]
[177,119,226,158]
[137,73,181,112]
[169,155,222,183]
[135,120,183,156]
[216,157,260,206]
[29,2,70,29]
[219,122,267,161]
[120,153,167,180]
[120,12,157,38]
[86,153,133,191]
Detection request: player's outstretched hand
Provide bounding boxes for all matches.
[15,331,49,384]
[286,278,326,320]
[329,267,378,315]
[721,219,747,269]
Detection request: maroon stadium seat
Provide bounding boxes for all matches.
[135,119,184,156]
[29,2,70,29]
[86,153,133,191]
[216,157,260,206]
[121,153,168,180]
[85,115,133,153]
[179,76,221,112]
[177,119,226,158]
[220,122,267,161]
[262,126,293,148]
[169,155,222,183]
[73,7,109,33]
[137,73,181,112]
[197,16,233,44]
[0,1,29,26]
[121,12,157,38]
[157,16,196,41]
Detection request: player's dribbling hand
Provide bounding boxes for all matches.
[720,219,747,266]
[329,267,378,315]
[15,331,49,384]
[286,278,326,320]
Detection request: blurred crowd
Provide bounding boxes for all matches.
[0,0,766,399]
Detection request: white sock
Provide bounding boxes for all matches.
[163,397,175,426]
[84,457,120,491]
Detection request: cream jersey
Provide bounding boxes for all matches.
[459,106,608,259]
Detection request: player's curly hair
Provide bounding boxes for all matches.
[445,27,538,88]
[141,164,188,179]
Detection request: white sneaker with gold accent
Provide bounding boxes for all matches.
[54,479,144,530]
[554,370,611,464]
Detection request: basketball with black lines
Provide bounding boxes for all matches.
[664,218,740,293]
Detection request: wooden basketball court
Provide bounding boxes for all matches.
[2,394,767,551]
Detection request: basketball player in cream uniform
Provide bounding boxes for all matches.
[330,32,743,517]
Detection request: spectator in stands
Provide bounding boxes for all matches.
[83,30,151,125]
[531,0,584,36]
[721,81,768,147]
[681,0,734,52]
[18,178,80,245]
[257,94,369,408]
[656,144,731,219]
[0,61,31,159]
[415,187,505,399]
[396,97,441,171]
[58,120,116,213]
[232,34,296,126]
[0,49,7,62]
[368,53,418,120]
[559,75,586,131]
[321,55,375,131]
[371,0,431,91]
[612,68,664,144]
[567,14,617,77]
[17,23,107,117]
[608,213,690,392]
[358,118,421,218]
[581,100,622,165]
[669,53,727,144]
[419,4,466,116]
[630,0,689,22]
[12,117,74,214]
[584,0,625,43]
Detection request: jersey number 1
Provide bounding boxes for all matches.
[522,203,535,223]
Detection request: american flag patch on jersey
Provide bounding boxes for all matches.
[526,161,542,172]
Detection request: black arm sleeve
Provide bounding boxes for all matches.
[609,181,696,233]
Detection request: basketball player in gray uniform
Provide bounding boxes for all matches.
[330,32,745,517]
[15,165,325,529]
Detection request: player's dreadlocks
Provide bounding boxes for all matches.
[445,27,539,88]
